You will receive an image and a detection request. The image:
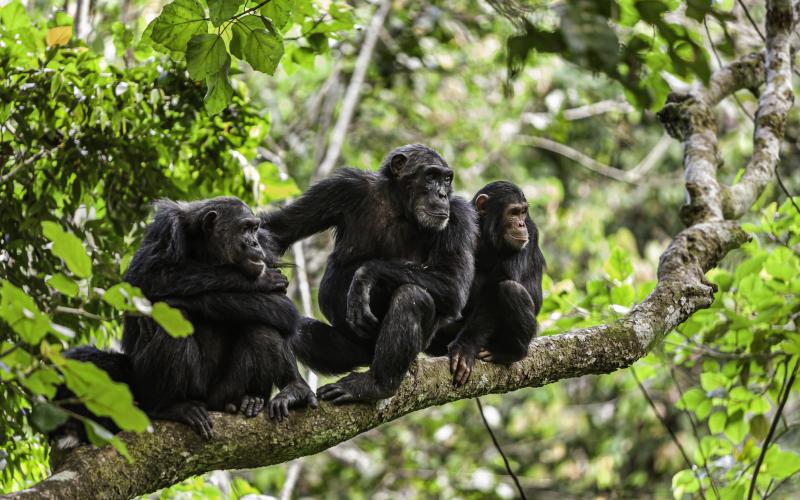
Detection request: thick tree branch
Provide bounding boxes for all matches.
[4,2,795,499]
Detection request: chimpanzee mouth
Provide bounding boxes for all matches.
[423,210,449,219]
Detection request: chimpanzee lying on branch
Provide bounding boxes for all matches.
[51,197,316,446]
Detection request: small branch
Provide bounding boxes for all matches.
[562,99,634,121]
[315,0,392,179]
[748,357,799,500]
[631,369,706,500]
[519,135,672,184]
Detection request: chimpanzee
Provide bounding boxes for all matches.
[427,181,545,387]
[121,197,317,437]
[261,144,477,404]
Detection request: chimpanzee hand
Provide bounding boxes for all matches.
[448,341,478,387]
[258,268,289,293]
[268,381,319,422]
[346,266,379,338]
[153,401,214,440]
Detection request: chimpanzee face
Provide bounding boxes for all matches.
[384,145,454,232]
[203,203,266,277]
[500,202,529,250]
[475,189,530,252]
[409,164,453,231]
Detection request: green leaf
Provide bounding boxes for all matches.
[764,447,800,479]
[152,302,194,337]
[84,419,132,461]
[20,367,62,398]
[709,411,726,434]
[41,221,92,278]
[724,414,747,443]
[0,281,51,344]
[243,27,284,75]
[603,247,633,282]
[204,62,233,115]
[230,15,267,59]
[55,356,150,433]
[676,387,706,410]
[186,34,230,80]
[147,0,208,53]
[0,0,30,30]
[103,283,148,313]
[29,403,69,433]
[46,273,79,297]
[261,0,293,29]
[207,0,243,26]
[749,414,769,441]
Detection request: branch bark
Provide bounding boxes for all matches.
[3,1,794,499]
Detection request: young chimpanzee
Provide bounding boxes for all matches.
[121,197,317,437]
[427,181,545,387]
[262,144,477,404]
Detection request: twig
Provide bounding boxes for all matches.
[475,398,527,500]
[1,147,52,185]
[738,0,766,41]
[315,0,392,179]
[748,357,799,500]
[631,369,707,500]
[670,367,721,499]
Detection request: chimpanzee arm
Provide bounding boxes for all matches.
[346,197,477,335]
[163,293,299,338]
[127,263,288,299]
[259,168,370,254]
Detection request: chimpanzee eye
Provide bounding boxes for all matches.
[425,174,434,182]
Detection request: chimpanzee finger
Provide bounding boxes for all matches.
[450,351,460,375]
[455,359,470,387]
[331,392,355,404]
[268,400,282,421]
[318,384,347,401]
[307,392,319,408]
[477,348,492,360]
[225,403,237,414]
[281,399,290,419]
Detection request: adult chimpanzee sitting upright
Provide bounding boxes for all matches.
[261,144,477,404]
[122,197,317,437]
[428,181,545,387]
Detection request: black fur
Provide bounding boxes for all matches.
[262,144,478,403]
[122,197,317,436]
[427,181,545,387]
[50,197,316,446]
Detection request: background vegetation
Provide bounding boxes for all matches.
[1,0,798,497]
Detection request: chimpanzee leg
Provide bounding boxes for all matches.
[131,321,214,438]
[291,317,375,375]
[482,280,537,364]
[267,328,319,421]
[318,284,436,404]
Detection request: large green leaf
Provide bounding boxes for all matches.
[147,0,208,53]
[0,281,52,344]
[186,34,230,80]
[207,0,243,26]
[152,302,194,337]
[55,356,149,433]
[46,273,79,297]
[230,15,267,59]
[41,221,92,278]
[205,70,233,115]
[261,0,293,30]
[20,367,62,399]
[29,403,68,433]
[84,419,132,461]
[243,27,284,75]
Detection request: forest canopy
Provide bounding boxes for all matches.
[0,0,799,498]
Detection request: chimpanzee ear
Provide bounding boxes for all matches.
[149,201,188,264]
[475,194,490,214]
[389,153,408,177]
[202,210,218,234]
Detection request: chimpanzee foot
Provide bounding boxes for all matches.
[317,371,394,405]
[152,401,214,439]
[268,381,319,422]
[239,395,265,417]
[449,341,478,387]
